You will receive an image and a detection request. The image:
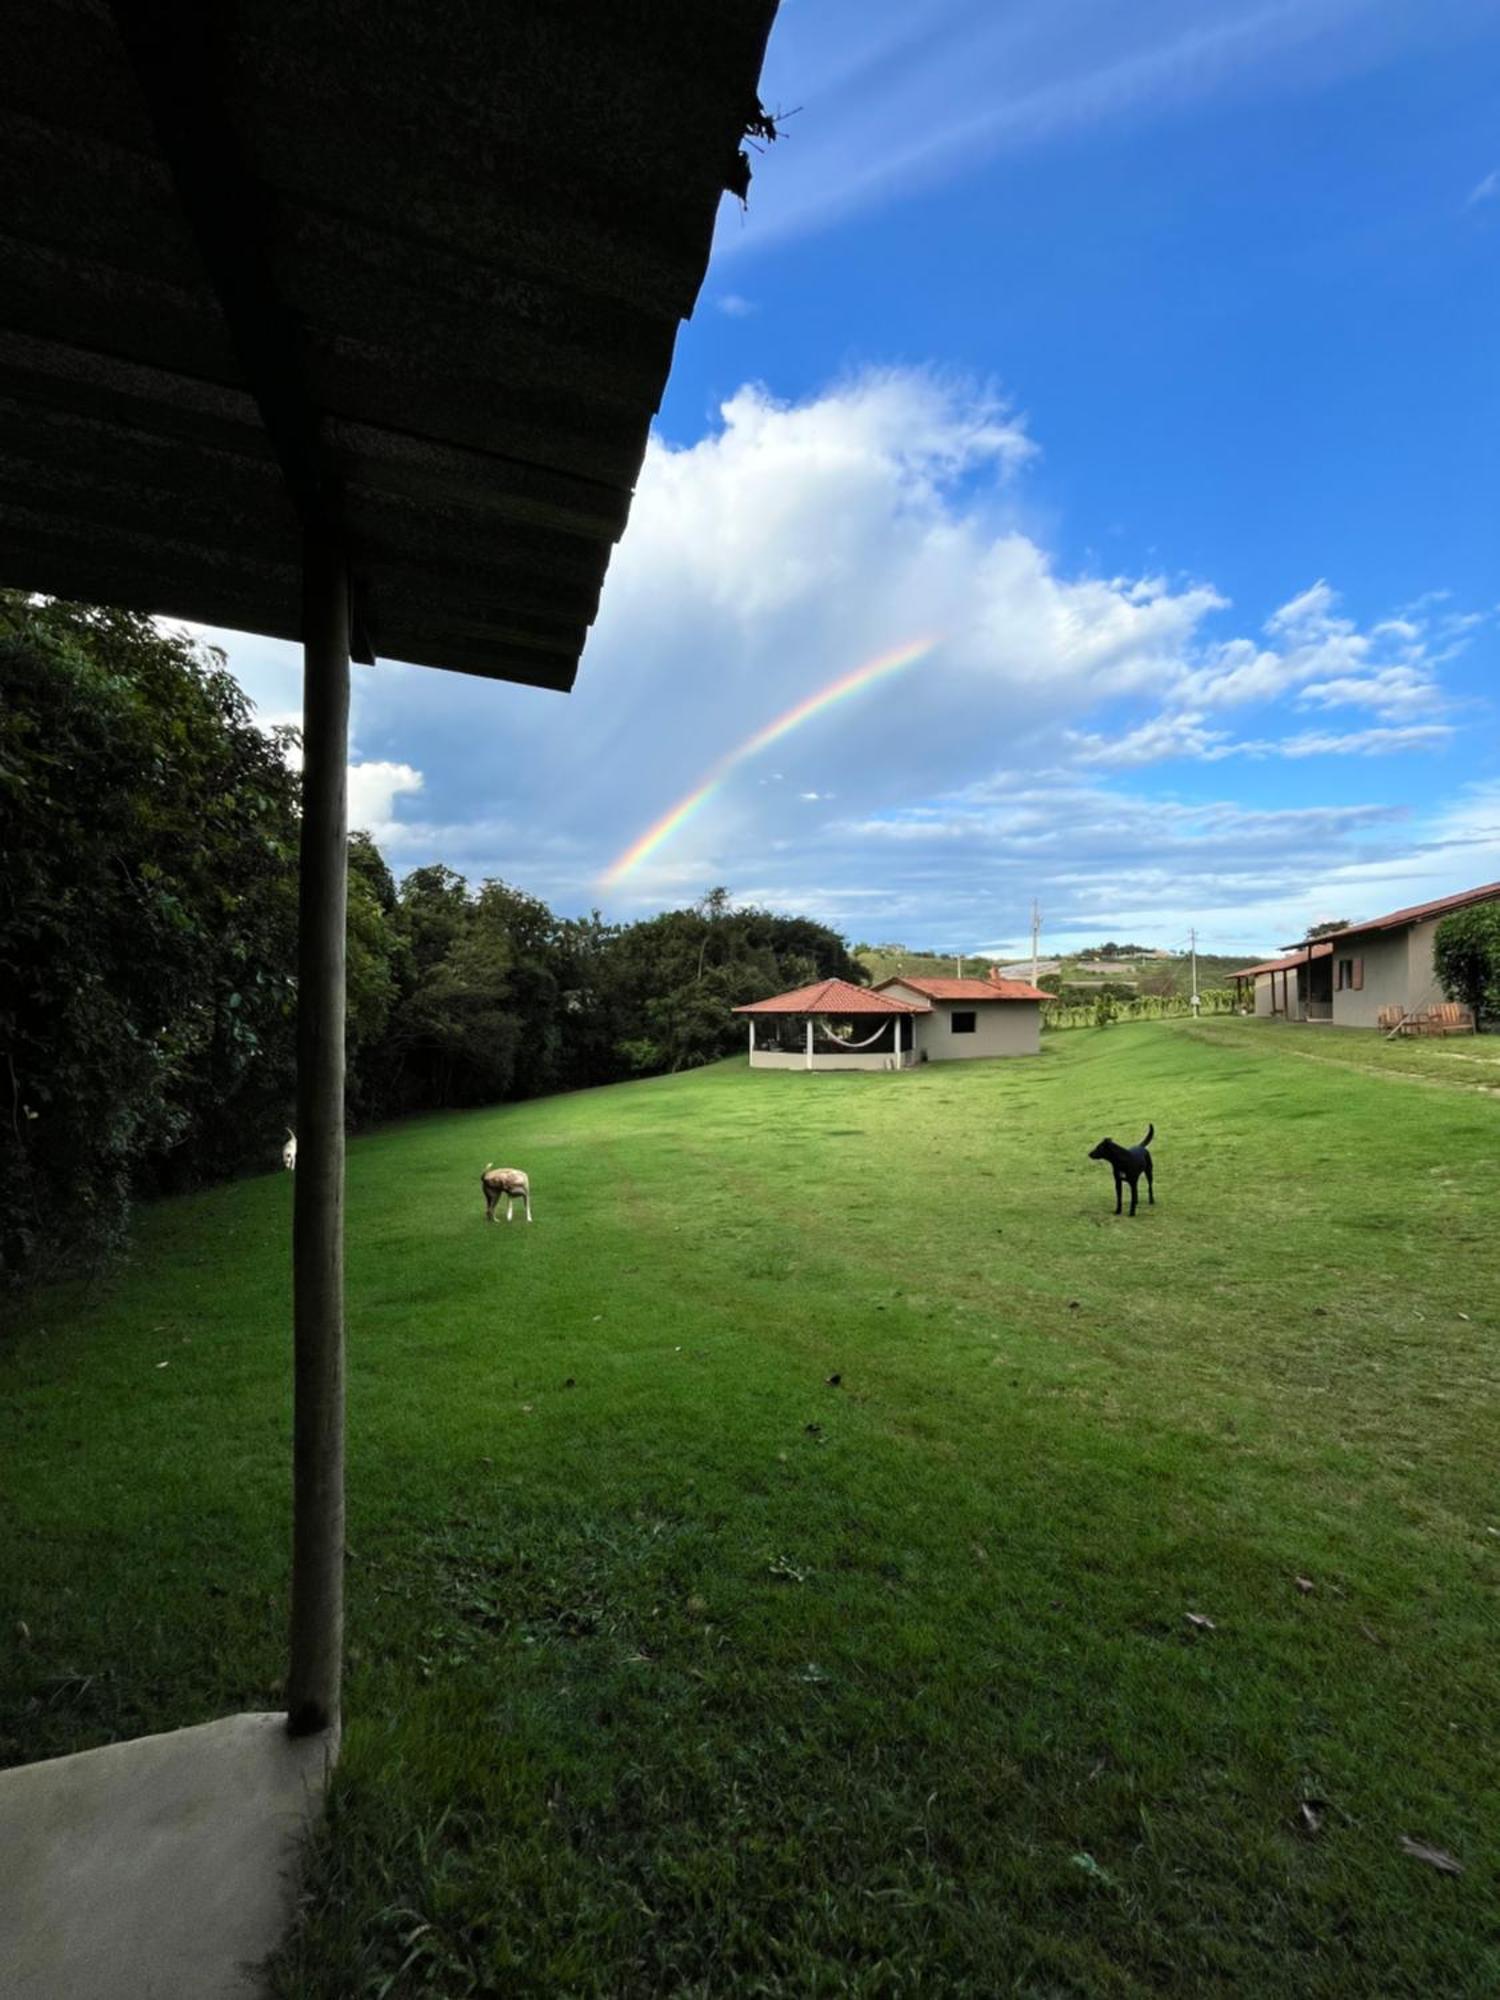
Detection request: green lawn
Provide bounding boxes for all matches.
[3,1021,1497,1996]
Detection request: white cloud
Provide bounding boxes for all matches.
[1271,724,1453,758]
[347,760,424,840]
[196,367,1492,951]
[1468,167,1500,205]
[715,292,758,318]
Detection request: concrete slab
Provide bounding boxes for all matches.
[0,1712,333,2000]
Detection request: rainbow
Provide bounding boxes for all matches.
[601,636,939,886]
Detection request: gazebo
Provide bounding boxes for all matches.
[0,4,778,1993]
[735,978,928,1070]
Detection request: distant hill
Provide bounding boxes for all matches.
[855,945,1255,996]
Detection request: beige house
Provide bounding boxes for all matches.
[1231,942,1332,1022]
[873,972,1049,1059]
[733,969,1050,1069]
[1232,879,1499,1029]
[1317,881,1498,1029]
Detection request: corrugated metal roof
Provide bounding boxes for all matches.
[734,978,928,1017]
[876,975,1052,1003]
[1308,879,1500,945]
[0,0,778,688]
[1232,942,1333,981]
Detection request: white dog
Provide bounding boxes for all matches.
[481,1163,532,1223]
[282,1129,297,1172]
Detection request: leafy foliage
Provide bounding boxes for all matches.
[0,595,299,1277]
[1433,902,1500,1025]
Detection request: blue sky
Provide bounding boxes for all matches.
[208,0,1499,958]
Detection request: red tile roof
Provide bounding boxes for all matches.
[875,975,1053,1004]
[733,977,928,1016]
[1232,941,1333,981]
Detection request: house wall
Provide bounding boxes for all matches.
[749,1048,910,1071]
[881,983,1040,1058]
[1406,917,1449,1013]
[1253,968,1302,1017]
[1329,917,1453,1027]
[1330,929,1413,1027]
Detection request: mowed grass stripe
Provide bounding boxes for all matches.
[2,1022,1496,1996]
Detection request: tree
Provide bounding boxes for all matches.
[1433,903,1500,1026]
[345,833,405,1121]
[0,594,300,1275]
[1305,919,1351,940]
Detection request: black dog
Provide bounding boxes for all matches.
[1088,1123,1154,1215]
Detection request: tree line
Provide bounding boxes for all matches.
[0,597,863,1283]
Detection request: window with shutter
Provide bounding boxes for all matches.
[1352,958,1364,991]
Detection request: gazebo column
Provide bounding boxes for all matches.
[287,531,350,1740]
[806,1018,814,1070]
[748,1018,756,1062]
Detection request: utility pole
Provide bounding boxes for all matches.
[1189,926,1200,1014]
[956,953,963,978]
[1030,900,1041,987]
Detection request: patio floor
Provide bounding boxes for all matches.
[0,1712,332,1999]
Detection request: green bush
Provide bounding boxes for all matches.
[1433,903,1500,1026]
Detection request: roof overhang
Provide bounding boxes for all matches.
[1,0,778,688]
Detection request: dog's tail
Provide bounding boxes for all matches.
[1142,1123,1154,1146]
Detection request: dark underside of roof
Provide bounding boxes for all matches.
[1,0,778,689]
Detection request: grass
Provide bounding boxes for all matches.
[3,1020,1497,1996]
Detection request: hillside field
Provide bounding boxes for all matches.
[3,1021,1497,1996]
[856,947,1250,995]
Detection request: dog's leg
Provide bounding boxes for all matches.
[524,1190,533,1223]
[1146,1158,1154,1205]
[1114,1172,1123,1215]
[506,1196,514,1223]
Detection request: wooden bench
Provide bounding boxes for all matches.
[1378,1002,1475,1037]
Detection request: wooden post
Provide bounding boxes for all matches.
[287,532,350,1740]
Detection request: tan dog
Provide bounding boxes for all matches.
[481,1163,532,1223]
[282,1129,297,1171]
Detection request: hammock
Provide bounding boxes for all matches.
[813,1016,900,1051]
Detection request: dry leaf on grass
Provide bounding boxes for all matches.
[1185,1612,1216,1631]
[1295,1576,1315,1594]
[1296,1799,1329,1835]
[1399,1837,1462,1875]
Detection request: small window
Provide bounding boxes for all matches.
[1336,957,1363,992]
[950,1010,977,1034]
